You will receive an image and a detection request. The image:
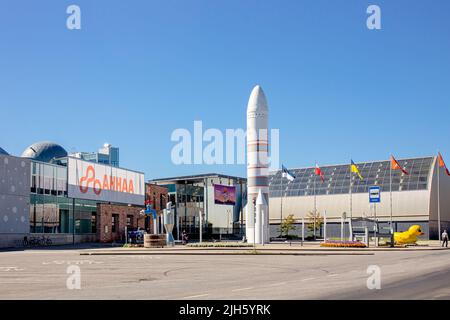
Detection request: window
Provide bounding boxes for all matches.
[127,215,133,228]
[160,194,165,210]
[91,213,97,233]
[112,214,119,233]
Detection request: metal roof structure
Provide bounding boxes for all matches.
[21,141,68,163]
[270,156,434,197]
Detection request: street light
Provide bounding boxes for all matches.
[341,212,347,242]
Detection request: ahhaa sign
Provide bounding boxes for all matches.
[68,157,145,205]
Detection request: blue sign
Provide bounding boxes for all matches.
[369,186,381,203]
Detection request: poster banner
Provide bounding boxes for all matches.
[214,184,236,206]
[68,157,145,205]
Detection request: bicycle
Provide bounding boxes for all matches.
[39,236,52,246]
[23,236,52,247]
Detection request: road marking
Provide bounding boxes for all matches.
[327,274,338,277]
[264,282,287,287]
[0,267,24,272]
[232,287,254,292]
[181,294,209,299]
[301,277,316,281]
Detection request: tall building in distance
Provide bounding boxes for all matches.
[70,143,119,167]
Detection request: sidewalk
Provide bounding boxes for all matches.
[78,241,449,256]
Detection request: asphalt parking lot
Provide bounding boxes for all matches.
[1,246,450,299]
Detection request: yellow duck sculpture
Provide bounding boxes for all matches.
[394,225,424,245]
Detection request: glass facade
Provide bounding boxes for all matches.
[29,160,98,234]
[269,157,433,198]
[159,183,205,236]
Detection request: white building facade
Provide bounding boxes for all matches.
[269,156,450,240]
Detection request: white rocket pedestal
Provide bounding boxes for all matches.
[246,189,269,245]
[245,85,270,245]
[255,189,268,244]
[245,205,256,244]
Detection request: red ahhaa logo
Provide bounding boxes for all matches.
[79,165,135,196]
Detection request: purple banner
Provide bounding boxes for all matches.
[214,184,236,206]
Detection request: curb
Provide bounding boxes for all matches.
[80,251,375,256]
[79,246,449,253]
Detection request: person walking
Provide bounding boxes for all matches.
[442,230,449,248]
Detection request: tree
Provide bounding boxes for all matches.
[279,214,296,237]
[306,211,323,239]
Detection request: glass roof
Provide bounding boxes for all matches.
[269,157,434,198]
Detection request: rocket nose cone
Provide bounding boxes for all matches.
[247,85,268,112]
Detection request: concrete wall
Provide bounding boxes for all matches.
[267,221,430,240]
[269,189,430,224]
[0,233,28,248]
[0,234,97,249]
[0,155,30,248]
[429,156,450,238]
[29,233,97,245]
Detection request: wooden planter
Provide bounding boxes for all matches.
[144,234,166,248]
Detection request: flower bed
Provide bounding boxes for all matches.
[320,240,367,248]
[186,242,253,248]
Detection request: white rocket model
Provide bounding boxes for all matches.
[246,85,270,244]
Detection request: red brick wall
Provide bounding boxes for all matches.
[145,184,169,214]
[96,203,145,243]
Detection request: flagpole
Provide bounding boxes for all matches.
[350,164,353,241]
[280,172,283,237]
[390,156,393,234]
[438,153,441,242]
[350,162,353,221]
[313,163,317,241]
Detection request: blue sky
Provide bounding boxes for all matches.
[0,0,449,179]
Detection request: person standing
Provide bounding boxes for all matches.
[182,230,188,245]
[442,230,449,248]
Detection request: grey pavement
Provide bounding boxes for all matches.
[0,246,449,299]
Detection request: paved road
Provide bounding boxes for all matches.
[0,247,449,299]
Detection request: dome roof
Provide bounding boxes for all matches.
[21,141,67,163]
[0,147,8,155]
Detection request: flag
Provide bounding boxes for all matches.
[438,152,450,176]
[391,155,409,175]
[350,160,364,180]
[282,165,296,182]
[314,164,325,182]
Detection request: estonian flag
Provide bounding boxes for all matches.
[282,165,296,182]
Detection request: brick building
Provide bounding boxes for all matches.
[96,203,145,243]
[146,183,169,211]
[144,183,169,233]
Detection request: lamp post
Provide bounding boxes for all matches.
[199,209,203,244]
[341,212,346,242]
